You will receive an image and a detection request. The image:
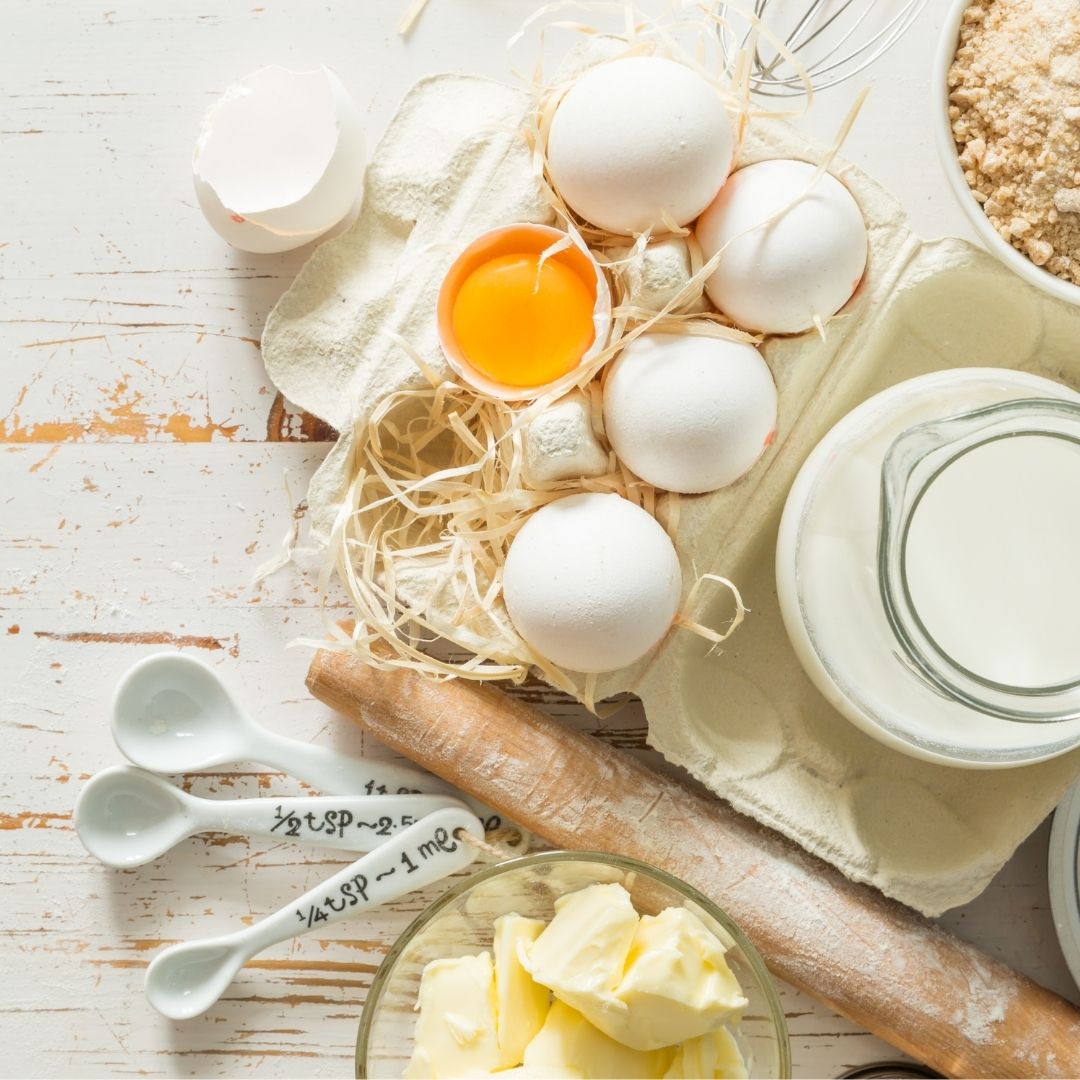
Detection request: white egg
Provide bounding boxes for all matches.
[603,330,777,494]
[695,159,868,334]
[547,57,733,236]
[503,493,682,673]
[193,65,365,254]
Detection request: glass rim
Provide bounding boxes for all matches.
[355,848,791,1078]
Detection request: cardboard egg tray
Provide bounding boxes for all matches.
[263,74,1080,916]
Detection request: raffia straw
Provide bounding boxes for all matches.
[397,0,430,36]
[315,0,867,707]
[674,573,748,653]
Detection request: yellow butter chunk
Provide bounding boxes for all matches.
[602,906,750,1051]
[523,1000,675,1080]
[404,953,502,1079]
[521,882,638,1027]
[665,1026,748,1079]
[493,913,551,1067]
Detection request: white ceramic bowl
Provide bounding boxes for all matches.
[933,0,1080,307]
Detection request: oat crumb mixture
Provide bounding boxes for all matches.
[948,0,1080,284]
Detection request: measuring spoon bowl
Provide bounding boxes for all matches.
[75,765,195,868]
[112,653,251,773]
[147,937,246,1020]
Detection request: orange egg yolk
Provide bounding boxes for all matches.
[451,253,596,388]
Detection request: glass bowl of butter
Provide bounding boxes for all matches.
[356,850,790,1079]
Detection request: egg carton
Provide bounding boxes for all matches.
[263,73,1080,917]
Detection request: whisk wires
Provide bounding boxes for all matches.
[719,0,928,96]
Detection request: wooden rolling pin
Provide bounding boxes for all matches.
[307,649,1080,1079]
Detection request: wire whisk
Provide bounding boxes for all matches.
[718,0,928,97]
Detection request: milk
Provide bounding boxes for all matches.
[904,434,1080,689]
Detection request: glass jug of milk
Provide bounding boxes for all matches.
[776,368,1080,768]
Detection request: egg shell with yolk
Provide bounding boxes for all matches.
[450,253,596,389]
[437,224,612,401]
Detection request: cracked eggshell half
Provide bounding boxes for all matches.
[503,492,682,674]
[696,159,867,334]
[193,65,365,254]
[603,330,777,494]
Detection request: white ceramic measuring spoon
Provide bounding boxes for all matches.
[145,805,483,1019]
[112,653,436,795]
[74,765,468,868]
[110,653,524,849]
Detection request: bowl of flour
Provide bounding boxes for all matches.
[934,0,1080,306]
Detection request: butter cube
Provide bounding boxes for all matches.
[523,1000,675,1080]
[666,1027,748,1079]
[404,953,501,1079]
[522,882,638,1026]
[601,907,749,1051]
[493,913,550,1066]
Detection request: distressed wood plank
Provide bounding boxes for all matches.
[4,444,1077,1078]
[0,0,537,446]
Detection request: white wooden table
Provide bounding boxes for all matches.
[3,2,1078,1076]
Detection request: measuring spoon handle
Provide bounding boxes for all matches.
[254,729,520,842]
[237,806,483,959]
[256,728,451,797]
[202,792,468,851]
